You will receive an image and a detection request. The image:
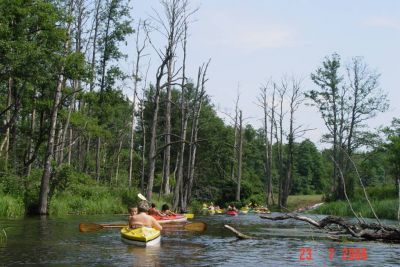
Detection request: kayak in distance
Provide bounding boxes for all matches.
[151,214,188,223]
[121,227,161,247]
[226,210,238,216]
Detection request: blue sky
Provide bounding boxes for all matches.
[127,0,400,147]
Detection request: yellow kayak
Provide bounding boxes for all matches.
[121,227,161,247]
[183,213,194,219]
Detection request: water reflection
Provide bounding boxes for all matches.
[127,243,161,267]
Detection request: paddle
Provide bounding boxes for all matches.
[138,193,147,201]
[79,223,127,232]
[79,221,207,233]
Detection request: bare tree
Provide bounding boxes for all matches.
[276,80,287,208]
[257,81,275,206]
[146,0,196,201]
[236,110,243,201]
[178,59,210,211]
[173,20,189,210]
[231,90,240,182]
[281,76,305,208]
[128,20,148,188]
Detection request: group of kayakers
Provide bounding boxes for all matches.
[128,201,175,231]
[203,203,239,214]
[202,202,270,215]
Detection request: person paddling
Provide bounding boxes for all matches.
[129,201,163,231]
[161,204,176,215]
[148,203,166,217]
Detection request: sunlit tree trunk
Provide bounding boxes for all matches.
[236,110,243,201]
[39,19,71,214]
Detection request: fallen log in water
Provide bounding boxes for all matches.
[260,214,400,243]
[224,224,253,239]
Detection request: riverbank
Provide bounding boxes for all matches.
[309,198,398,220]
[0,188,174,218]
[269,194,323,212]
[307,186,398,220]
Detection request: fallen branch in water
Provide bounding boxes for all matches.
[224,224,253,239]
[260,214,400,243]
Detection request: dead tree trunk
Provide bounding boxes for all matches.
[275,80,287,208]
[174,22,189,210]
[261,213,400,243]
[258,83,272,206]
[146,55,169,200]
[231,93,239,182]
[140,97,146,192]
[236,110,243,201]
[128,21,147,188]
[185,60,209,207]
[114,139,123,186]
[39,16,72,214]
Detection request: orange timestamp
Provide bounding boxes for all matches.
[299,247,368,261]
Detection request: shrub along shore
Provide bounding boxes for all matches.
[0,166,397,220]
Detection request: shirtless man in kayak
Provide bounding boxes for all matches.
[129,201,163,231]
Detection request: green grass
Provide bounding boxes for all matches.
[49,195,127,216]
[310,199,399,220]
[0,228,6,246]
[49,185,139,216]
[270,194,324,212]
[0,195,25,218]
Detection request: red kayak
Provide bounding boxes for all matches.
[226,210,238,216]
[151,214,187,223]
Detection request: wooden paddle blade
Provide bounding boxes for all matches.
[79,223,104,233]
[184,222,207,232]
[138,193,147,201]
[79,223,127,232]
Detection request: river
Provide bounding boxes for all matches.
[0,213,399,266]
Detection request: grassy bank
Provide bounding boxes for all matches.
[310,186,399,220]
[0,195,25,218]
[310,199,398,220]
[269,194,323,212]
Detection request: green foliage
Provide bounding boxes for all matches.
[64,52,90,81]
[0,228,7,246]
[0,174,25,197]
[244,194,266,207]
[311,198,398,220]
[188,199,203,213]
[293,139,328,194]
[0,195,24,218]
[353,185,396,200]
[51,165,95,196]
[0,0,398,220]
[50,195,126,216]
[120,187,140,207]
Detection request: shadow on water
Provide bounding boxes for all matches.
[0,213,399,266]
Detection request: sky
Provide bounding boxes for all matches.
[126,0,400,147]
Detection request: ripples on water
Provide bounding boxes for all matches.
[0,213,399,266]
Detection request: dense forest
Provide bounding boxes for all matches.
[0,0,399,219]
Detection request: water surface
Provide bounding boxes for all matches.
[1,213,399,266]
